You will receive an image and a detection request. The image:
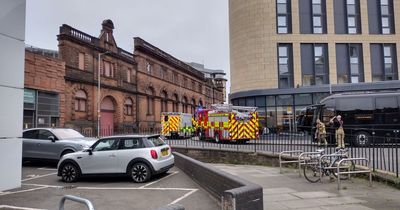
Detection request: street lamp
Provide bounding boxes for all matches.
[97,51,110,137]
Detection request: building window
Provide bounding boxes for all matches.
[276,0,292,34]
[312,0,325,34]
[74,90,87,112]
[371,43,398,81]
[160,67,165,79]
[78,53,85,70]
[380,0,394,34]
[278,44,294,88]
[173,94,179,112]
[301,43,329,86]
[368,0,395,34]
[191,99,196,114]
[346,0,360,34]
[146,62,152,75]
[103,61,114,77]
[146,88,154,115]
[126,68,132,83]
[336,44,364,84]
[124,98,133,116]
[161,91,168,112]
[182,96,188,113]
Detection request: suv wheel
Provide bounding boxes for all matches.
[353,131,371,147]
[61,163,80,183]
[130,163,151,183]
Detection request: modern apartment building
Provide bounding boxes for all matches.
[229,0,400,133]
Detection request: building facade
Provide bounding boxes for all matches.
[23,20,225,134]
[229,0,400,133]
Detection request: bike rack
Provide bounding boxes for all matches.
[318,153,349,183]
[59,195,95,210]
[298,151,322,177]
[279,150,303,173]
[337,158,372,190]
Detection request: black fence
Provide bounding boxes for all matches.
[77,126,400,178]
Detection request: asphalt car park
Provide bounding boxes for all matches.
[0,162,219,210]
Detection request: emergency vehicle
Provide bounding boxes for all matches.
[161,112,194,138]
[196,104,259,143]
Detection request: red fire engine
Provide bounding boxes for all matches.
[195,104,259,143]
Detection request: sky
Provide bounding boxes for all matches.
[25,0,230,100]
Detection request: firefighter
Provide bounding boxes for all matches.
[315,119,327,147]
[330,115,345,148]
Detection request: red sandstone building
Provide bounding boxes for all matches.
[23,20,225,134]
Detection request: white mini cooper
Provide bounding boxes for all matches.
[57,135,174,183]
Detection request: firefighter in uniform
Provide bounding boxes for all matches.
[330,115,345,148]
[315,119,327,147]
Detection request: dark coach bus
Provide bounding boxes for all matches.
[300,92,400,146]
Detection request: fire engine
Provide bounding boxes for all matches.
[161,112,194,138]
[195,104,259,143]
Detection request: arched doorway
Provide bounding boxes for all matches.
[101,96,115,136]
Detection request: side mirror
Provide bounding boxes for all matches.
[87,148,93,155]
[48,136,56,142]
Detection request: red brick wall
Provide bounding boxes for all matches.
[24,50,66,126]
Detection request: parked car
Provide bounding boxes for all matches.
[57,135,174,183]
[22,128,96,161]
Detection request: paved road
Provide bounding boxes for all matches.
[166,137,400,176]
[0,162,219,210]
[212,163,400,210]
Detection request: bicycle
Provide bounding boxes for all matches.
[303,148,355,183]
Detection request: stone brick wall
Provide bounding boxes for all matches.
[24,50,66,126]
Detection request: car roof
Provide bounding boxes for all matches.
[23,128,76,132]
[99,134,160,139]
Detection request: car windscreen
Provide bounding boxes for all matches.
[146,136,166,147]
[52,129,84,139]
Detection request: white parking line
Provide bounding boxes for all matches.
[139,171,179,188]
[170,189,198,205]
[0,205,46,210]
[0,186,48,196]
[22,173,57,182]
[76,187,197,191]
[37,167,57,171]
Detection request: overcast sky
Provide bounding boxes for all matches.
[25,0,230,99]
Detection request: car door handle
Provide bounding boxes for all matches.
[109,154,116,158]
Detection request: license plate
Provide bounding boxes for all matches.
[161,149,168,156]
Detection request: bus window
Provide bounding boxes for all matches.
[376,97,400,124]
[338,97,374,124]
[322,107,335,123]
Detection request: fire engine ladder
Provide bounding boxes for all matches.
[211,104,257,113]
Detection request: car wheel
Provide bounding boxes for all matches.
[61,163,80,183]
[353,131,371,147]
[130,163,152,183]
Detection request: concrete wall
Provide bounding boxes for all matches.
[0,0,26,191]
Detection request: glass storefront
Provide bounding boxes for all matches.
[232,92,330,134]
[23,89,60,129]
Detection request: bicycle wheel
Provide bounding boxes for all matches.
[303,160,321,183]
[331,160,355,180]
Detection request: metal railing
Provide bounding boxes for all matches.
[278,150,303,173]
[75,126,400,178]
[59,195,95,210]
[337,158,372,190]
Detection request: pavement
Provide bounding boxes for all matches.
[0,162,219,210]
[212,163,400,210]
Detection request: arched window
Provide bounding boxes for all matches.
[161,91,168,112]
[74,90,87,112]
[173,94,179,112]
[124,98,133,116]
[146,87,154,115]
[182,96,188,113]
[191,98,196,114]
